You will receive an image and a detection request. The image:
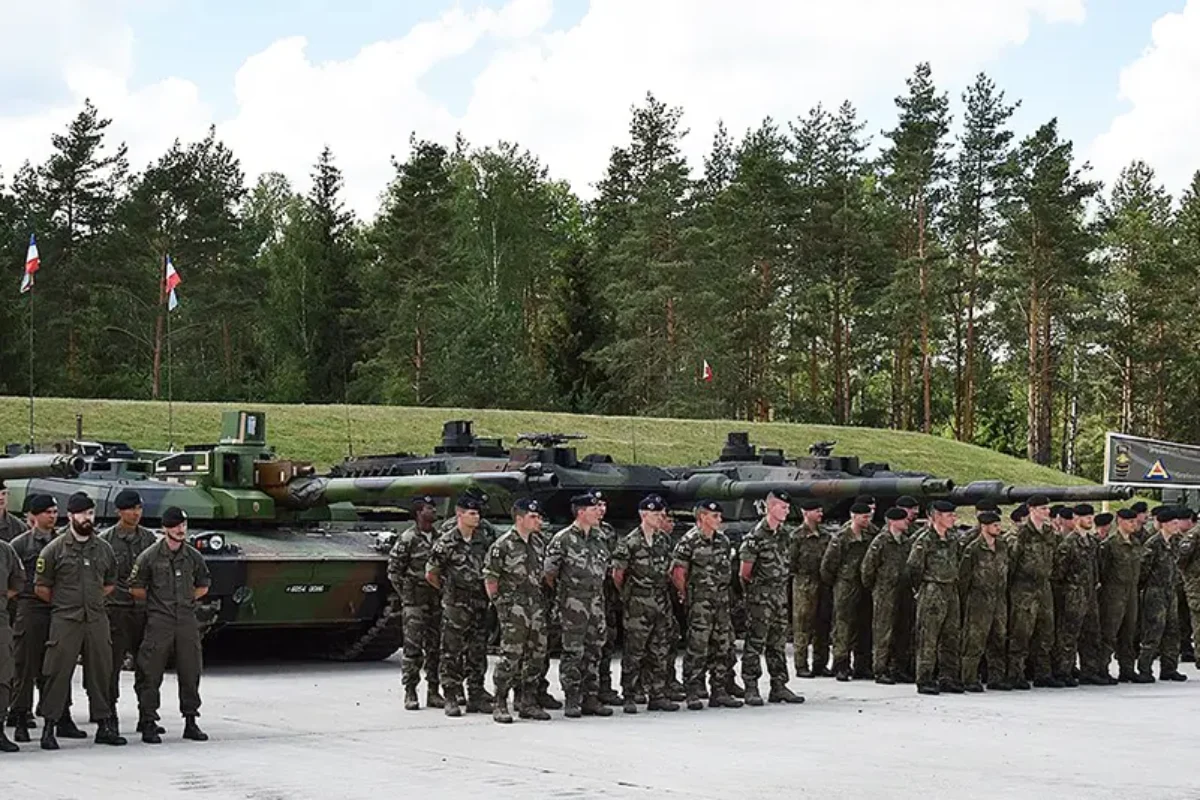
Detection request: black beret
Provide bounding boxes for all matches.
[66,492,94,513]
[1131,501,1148,514]
[512,497,541,515]
[1050,504,1064,516]
[1155,506,1175,522]
[1057,508,1074,520]
[571,493,599,508]
[849,503,872,515]
[767,490,792,504]
[975,499,999,512]
[977,511,1001,525]
[695,500,722,514]
[1073,504,1095,516]
[0,479,5,490]
[161,506,188,527]
[1027,495,1050,508]
[931,500,956,513]
[1150,505,1165,516]
[798,499,822,512]
[853,495,875,506]
[895,496,919,509]
[114,489,142,510]
[1010,505,1029,523]
[29,494,56,514]
[638,495,666,512]
[587,489,606,502]
[411,495,437,511]
[1094,512,1114,526]
[884,507,907,521]
[1116,508,1137,520]
[456,494,484,511]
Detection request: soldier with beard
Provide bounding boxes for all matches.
[790,500,831,678]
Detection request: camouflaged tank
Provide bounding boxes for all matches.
[5,410,556,661]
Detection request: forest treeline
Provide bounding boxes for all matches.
[2,63,1198,482]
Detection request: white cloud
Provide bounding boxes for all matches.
[1088,0,1200,197]
[0,0,1087,218]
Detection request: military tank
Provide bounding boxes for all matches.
[5,410,557,661]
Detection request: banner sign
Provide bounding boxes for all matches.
[1104,431,1200,488]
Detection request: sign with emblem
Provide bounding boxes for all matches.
[1104,432,1200,488]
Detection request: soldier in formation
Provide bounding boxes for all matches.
[959,510,1007,691]
[861,506,913,685]
[0,530,23,752]
[388,496,444,711]
[821,502,875,681]
[907,500,963,695]
[0,481,24,543]
[790,499,831,678]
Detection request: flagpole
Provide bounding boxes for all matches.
[166,269,174,451]
[27,280,34,452]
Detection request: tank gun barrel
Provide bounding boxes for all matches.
[948,481,1135,505]
[272,470,560,510]
[0,453,85,480]
[660,475,953,502]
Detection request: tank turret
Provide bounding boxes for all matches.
[0,453,85,480]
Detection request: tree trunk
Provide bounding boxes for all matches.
[1037,296,1053,465]
[963,245,980,442]
[1025,278,1040,462]
[918,196,932,434]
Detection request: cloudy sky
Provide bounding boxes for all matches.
[0,0,1195,217]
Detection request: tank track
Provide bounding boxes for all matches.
[327,597,405,662]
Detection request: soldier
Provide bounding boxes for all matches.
[387,496,444,711]
[0,481,25,543]
[821,502,875,681]
[1094,512,1114,541]
[790,499,831,678]
[544,493,611,718]
[907,500,962,695]
[0,533,23,752]
[671,500,742,710]
[99,489,159,734]
[1099,508,1143,681]
[861,506,913,685]
[34,492,125,749]
[1135,507,1188,682]
[738,491,803,706]
[1005,495,1056,690]
[589,490,623,707]
[426,494,494,717]
[1132,501,1152,544]
[611,495,679,714]
[483,498,550,724]
[959,511,1008,691]
[958,500,998,547]
[1073,504,1106,685]
[1176,509,1196,665]
[1178,509,1200,671]
[129,507,211,743]
[1051,508,1090,686]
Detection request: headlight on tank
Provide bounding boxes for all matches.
[207,534,225,551]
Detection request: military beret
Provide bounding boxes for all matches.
[456,494,484,511]
[695,500,722,514]
[931,500,956,513]
[570,493,599,508]
[161,506,188,528]
[1116,508,1137,520]
[1010,505,1029,523]
[895,495,919,509]
[1094,512,1114,526]
[1073,504,1095,516]
[1057,508,1074,520]
[849,503,872,515]
[1155,506,1175,522]
[1131,501,1148,514]
[1050,504,1064,517]
[29,494,56,514]
[114,489,142,510]
[0,479,6,491]
[66,492,94,513]
[975,499,999,512]
[884,507,907,521]
[1150,505,1165,517]
[410,495,437,511]
[639,495,667,512]
[798,499,822,511]
[853,495,875,506]
[977,511,1001,525]
[767,490,792,504]
[512,497,541,515]
[587,489,606,502]
[1026,495,1050,508]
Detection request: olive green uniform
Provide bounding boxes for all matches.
[1098,531,1142,678]
[958,534,1007,686]
[8,527,58,719]
[906,527,961,688]
[1051,531,1090,680]
[0,512,25,544]
[790,523,831,675]
[1177,526,1200,669]
[34,533,118,723]
[861,527,913,680]
[0,540,25,719]
[1005,519,1055,683]
[1075,531,1104,680]
[820,524,874,677]
[99,523,157,718]
[130,539,211,724]
[1137,532,1181,677]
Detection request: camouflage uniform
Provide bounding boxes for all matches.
[860,527,913,680]
[483,530,547,708]
[790,523,831,675]
[1051,531,1090,681]
[388,525,442,694]
[958,534,1007,687]
[1137,532,1181,677]
[1005,519,1055,684]
[426,525,494,706]
[672,526,737,699]
[613,525,675,703]
[906,527,961,688]
[1075,531,1104,680]
[596,520,621,701]
[820,524,874,677]
[1098,531,1142,678]
[1177,525,1200,668]
[738,519,794,690]
[544,523,609,708]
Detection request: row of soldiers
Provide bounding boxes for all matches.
[0,484,211,752]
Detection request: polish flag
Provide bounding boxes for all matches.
[702,359,714,383]
[19,234,39,293]
[164,257,181,311]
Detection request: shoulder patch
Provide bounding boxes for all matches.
[36,556,46,574]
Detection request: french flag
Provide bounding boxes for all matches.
[164,256,181,311]
[19,234,38,294]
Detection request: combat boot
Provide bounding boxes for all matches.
[1011,678,1031,690]
[1160,671,1189,682]
[56,715,87,739]
[12,712,30,743]
[1132,671,1156,684]
[1060,675,1079,687]
[666,684,687,702]
[986,680,1012,691]
[581,696,613,717]
[964,681,985,693]
[40,719,58,750]
[136,720,167,735]
[426,686,445,709]
[632,691,648,704]
[708,691,743,709]
[725,675,745,699]
[537,691,563,710]
[916,683,940,695]
[142,723,162,744]
[647,697,679,712]
[794,659,811,678]
[598,687,623,706]
[443,686,463,717]
[492,690,513,725]
[476,686,495,703]
[939,679,965,694]
[465,691,493,714]
[564,694,583,718]
[0,727,17,753]
[743,682,765,706]
[182,716,208,742]
[875,674,896,685]
[95,718,127,746]
[685,694,704,711]
[403,685,420,711]
[517,692,551,721]
[768,683,805,704]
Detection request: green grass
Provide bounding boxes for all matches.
[0,395,1097,489]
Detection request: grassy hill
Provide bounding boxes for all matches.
[0,395,1096,489]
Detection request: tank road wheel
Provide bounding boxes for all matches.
[325,597,406,662]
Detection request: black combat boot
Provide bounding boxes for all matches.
[425,686,445,709]
[1011,678,1031,690]
[622,696,638,714]
[708,690,743,709]
[56,715,87,739]
[725,675,745,699]
[537,690,563,710]
[964,681,985,693]
[403,685,420,711]
[768,683,805,704]
[40,718,58,751]
[647,697,679,712]
[685,693,704,711]
[12,712,31,743]
[581,695,614,716]
[95,717,127,746]
[492,688,513,725]
[465,690,493,714]
[1132,671,1156,684]
[986,680,1012,691]
[0,726,18,753]
[136,719,166,735]
[744,682,765,706]
[875,674,896,685]
[1160,671,1189,682]
[916,683,940,695]
[182,716,208,742]
[598,687,623,706]
[564,693,583,718]
[142,722,163,744]
[443,686,463,717]
[517,691,550,721]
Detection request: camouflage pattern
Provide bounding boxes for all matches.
[1051,531,1090,679]
[1138,532,1181,676]
[820,523,874,675]
[790,523,831,673]
[544,523,609,703]
[861,526,913,679]
[388,524,442,690]
[427,525,494,696]
[484,529,547,698]
[907,527,961,686]
[738,519,794,687]
[1098,531,1142,677]
[1005,519,1056,683]
[1177,524,1200,666]
[596,519,621,698]
[958,533,1007,685]
[1075,531,1104,678]
[613,525,675,701]
[672,526,736,695]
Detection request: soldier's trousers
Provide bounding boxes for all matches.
[960,592,1005,685]
[599,581,620,692]
[1186,586,1200,666]
[40,615,112,723]
[1100,581,1138,676]
[1053,584,1087,678]
[741,584,789,686]
[400,594,441,689]
[683,596,733,694]
[914,582,959,685]
[1178,586,1193,658]
[440,594,490,695]
[870,583,911,678]
[791,577,831,672]
[12,600,72,718]
[621,593,673,700]
[0,619,12,716]
[1138,587,1180,676]
[137,615,203,721]
[107,605,150,718]
[1077,588,1103,677]
[1007,582,1054,682]
[831,580,871,672]
[492,597,546,698]
[558,591,606,702]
